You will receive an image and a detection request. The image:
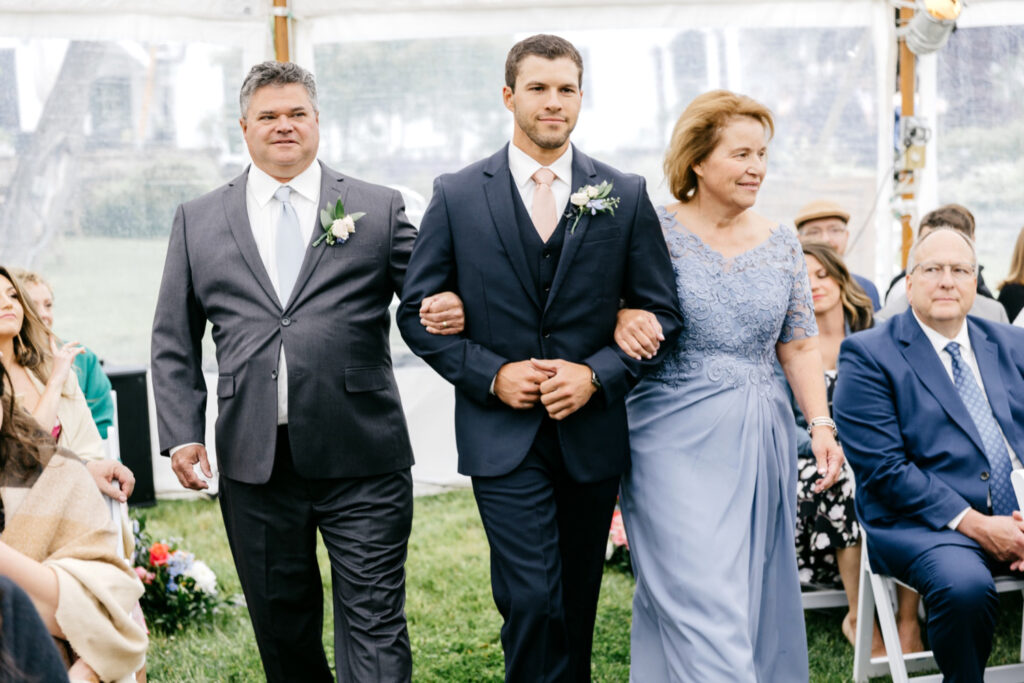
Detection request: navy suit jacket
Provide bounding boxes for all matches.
[397,144,683,482]
[834,308,1024,577]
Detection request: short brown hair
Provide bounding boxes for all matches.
[505,34,583,90]
[664,90,774,203]
[919,204,974,238]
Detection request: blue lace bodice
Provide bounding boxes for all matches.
[649,206,817,391]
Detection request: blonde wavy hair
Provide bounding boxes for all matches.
[664,90,774,203]
[0,266,55,386]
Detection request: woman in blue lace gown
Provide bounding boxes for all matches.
[619,91,844,681]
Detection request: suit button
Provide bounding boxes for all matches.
[543,331,551,338]
[543,285,551,292]
[271,370,278,380]
[543,250,551,259]
[981,471,990,481]
[281,317,291,326]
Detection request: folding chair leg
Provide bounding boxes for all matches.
[870,569,910,683]
[853,545,877,683]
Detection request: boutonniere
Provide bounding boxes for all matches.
[314,198,366,247]
[566,181,620,233]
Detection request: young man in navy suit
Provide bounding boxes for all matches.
[398,35,683,682]
[835,228,1024,683]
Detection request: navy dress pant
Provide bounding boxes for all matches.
[902,544,1000,683]
[472,419,619,683]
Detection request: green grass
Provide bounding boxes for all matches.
[137,491,1023,682]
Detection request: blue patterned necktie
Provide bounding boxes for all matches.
[945,341,1017,516]
[274,185,304,306]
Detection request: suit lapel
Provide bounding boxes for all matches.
[224,169,280,307]
[483,147,541,310]
[544,145,596,313]
[896,310,987,455]
[286,161,345,310]
[971,322,1022,452]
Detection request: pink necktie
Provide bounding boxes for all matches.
[531,168,558,243]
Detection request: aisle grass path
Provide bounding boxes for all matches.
[140,491,1021,682]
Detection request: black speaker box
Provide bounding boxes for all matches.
[105,365,156,507]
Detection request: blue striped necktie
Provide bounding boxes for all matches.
[946,341,1017,516]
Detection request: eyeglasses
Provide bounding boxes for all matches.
[911,261,976,282]
[799,226,848,239]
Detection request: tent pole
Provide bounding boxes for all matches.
[898,5,916,268]
[273,0,291,62]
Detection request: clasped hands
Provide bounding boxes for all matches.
[959,509,1024,571]
[494,359,596,420]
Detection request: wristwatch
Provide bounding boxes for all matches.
[591,370,602,391]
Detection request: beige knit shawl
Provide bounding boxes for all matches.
[1,448,147,681]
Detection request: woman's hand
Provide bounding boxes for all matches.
[810,427,844,492]
[48,336,85,390]
[614,309,664,360]
[85,459,136,502]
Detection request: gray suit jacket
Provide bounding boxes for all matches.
[151,161,416,484]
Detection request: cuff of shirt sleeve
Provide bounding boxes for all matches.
[948,506,971,530]
[169,442,202,457]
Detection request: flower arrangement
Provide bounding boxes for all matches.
[566,181,620,233]
[314,197,365,246]
[132,516,223,633]
[605,505,631,572]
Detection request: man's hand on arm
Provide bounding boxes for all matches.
[419,291,465,336]
[614,309,664,360]
[533,358,597,421]
[84,459,136,503]
[957,509,1024,570]
[493,361,552,410]
[170,443,213,491]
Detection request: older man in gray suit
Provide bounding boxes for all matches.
[151,61,457,682]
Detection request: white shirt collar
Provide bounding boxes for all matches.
[507,142,573,190]
[248,160,322,207]
[912,309,971,358]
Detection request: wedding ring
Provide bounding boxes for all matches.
[442,321,448,329]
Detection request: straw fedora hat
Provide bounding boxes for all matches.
[794,199,850,228]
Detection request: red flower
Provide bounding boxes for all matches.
[609,509,628,550]
[149,542,171,566]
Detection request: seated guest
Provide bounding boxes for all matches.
[12,269,115,439]
[0,575,70,682]
[0,266,133,502]
[997,226,1024,323]
[834,227,1024,682]
[795,199,881,310]
[878,206,1006,323]
[791,242,922,654]
[0,363,147,680]
[884,204,994,304]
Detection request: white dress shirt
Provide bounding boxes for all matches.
[172,161,322,454]
[246,161,321,425]
[507,142,572,219]
[910,312,1023,528]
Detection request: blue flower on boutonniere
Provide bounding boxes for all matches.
[566,181,620,233]
[314,198,366,247]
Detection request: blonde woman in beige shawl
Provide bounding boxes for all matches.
[0,266,134,503]
[0,361,147,681]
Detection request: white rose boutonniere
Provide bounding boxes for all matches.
[314,198,365,247]
[565,180,621,233]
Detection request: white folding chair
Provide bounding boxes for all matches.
[101,390,129,558]
[853,542,1024,682]
[801,585,848,610]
